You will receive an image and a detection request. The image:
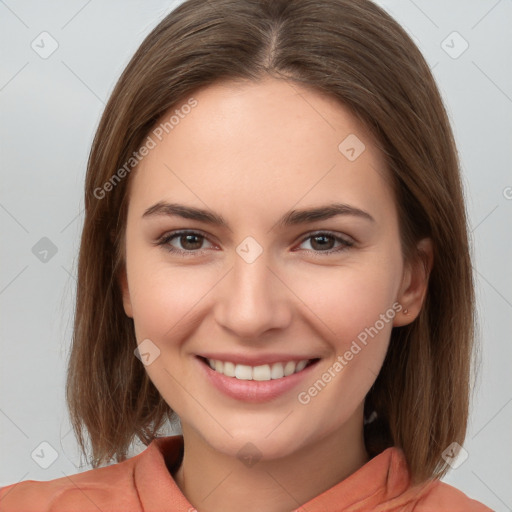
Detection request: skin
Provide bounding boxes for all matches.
[119,77,432,512]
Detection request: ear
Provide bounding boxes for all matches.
[393,238,433,327]
[118,266,133,318]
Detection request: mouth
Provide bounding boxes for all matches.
[197,356,320,381]
[195,354,321,402]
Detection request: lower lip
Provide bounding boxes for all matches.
[196,356,320,403]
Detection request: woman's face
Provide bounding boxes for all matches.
[120,77,418,460]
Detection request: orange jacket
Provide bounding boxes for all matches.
[0,435,493,511]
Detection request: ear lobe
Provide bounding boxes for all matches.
[393,238,433,327]
[118,266,133,318]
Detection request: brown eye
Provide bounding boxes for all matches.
[157,230,214,255]
[298,232,353,254]
[176,233,204,251]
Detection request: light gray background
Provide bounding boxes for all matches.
[0,0,511,510]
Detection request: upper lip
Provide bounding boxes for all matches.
[197,353,320,366]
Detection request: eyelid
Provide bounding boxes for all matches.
[156,229,355,256]
[155,229,217,254]
[296,230,355,246]
[294,230,354,255]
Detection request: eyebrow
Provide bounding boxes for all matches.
[142,201,375,229]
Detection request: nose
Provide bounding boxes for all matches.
[214,246,292,340]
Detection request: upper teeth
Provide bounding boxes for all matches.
[207,358,310,381]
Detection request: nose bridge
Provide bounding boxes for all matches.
[214,238,291,338]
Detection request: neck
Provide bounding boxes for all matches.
[172,412,369,512]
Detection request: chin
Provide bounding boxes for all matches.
[192,420,315,463]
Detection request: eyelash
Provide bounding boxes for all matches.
[155,230,354,257]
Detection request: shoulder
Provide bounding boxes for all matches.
[403,478,494,512]
[369,447,493,512]
[0,455,142,511]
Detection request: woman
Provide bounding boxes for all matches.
[0,0,492,510]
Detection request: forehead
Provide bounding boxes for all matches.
[128,77,395,223]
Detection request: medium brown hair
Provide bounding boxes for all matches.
[66,0,476,484]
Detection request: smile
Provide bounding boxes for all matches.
[196,355,321,403]
[203,357,317,381]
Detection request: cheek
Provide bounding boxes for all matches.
[293,265,399,426]
[291,258,401,344]
[127,262,217,343]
